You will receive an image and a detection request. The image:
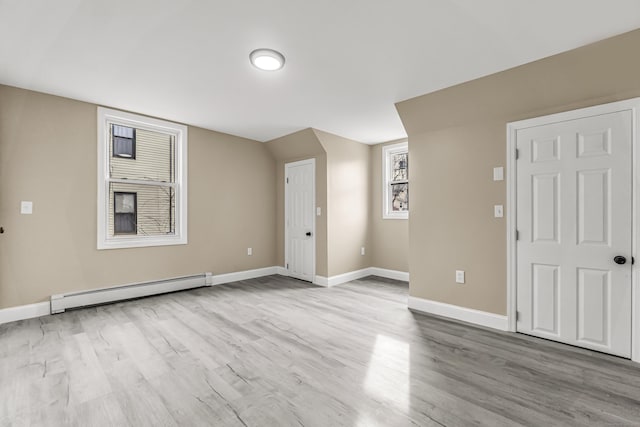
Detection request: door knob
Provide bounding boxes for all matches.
[305,232,312,237]
[614,255,627,265]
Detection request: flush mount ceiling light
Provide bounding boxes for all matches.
[250,48,285,71]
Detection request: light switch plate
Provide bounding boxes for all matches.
[455,270,465,284]
[493,167,504,181]
[247,247,252,256]
[316,207,322,216]
[21,201,33,215]
[494,205,504,218]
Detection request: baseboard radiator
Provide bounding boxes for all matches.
[50,272,213,314]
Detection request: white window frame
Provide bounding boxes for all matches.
[97,107,188,249]
[382,141,409,219]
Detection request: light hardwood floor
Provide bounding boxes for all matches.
[1,275,640,426]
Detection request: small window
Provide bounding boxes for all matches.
[112,124,136,159]
[383,141,409,219]
[114,192,137,234]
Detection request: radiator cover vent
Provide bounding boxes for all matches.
[50,272,213,314]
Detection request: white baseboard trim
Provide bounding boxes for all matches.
[314,276,328,286]
[211,266,279,285]
[310,267,409,287]
[0,302,50,325]
[369,267,409,282]
[408,296,509,331]
[325,268,371,287]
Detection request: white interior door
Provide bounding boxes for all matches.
[516,110,633,357]
[285,159,315,282]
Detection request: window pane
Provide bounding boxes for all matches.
[115,213,136,234]
[109,182,175,237]
[391,183,408,211]
[113,136,134,158]
[113,125,134,138]
[114,192,136,234]
[114,192,135,213]
[112,125,135,158]
[110,127,175,183]
[392,153,408,181]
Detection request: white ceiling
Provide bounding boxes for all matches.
[1,1,640,144]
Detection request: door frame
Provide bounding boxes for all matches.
[506,97,640,362]
[284,158,316,282]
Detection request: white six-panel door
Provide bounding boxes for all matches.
[516,110,633,357]
[285,159,315,282]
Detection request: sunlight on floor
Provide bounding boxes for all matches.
[363,334,410,413]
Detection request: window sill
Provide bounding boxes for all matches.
[97,235,187,250]
[383,213,409,220]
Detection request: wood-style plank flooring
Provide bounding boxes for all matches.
[1,275,640,426]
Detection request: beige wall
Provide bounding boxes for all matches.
[266,129,328,277]
[0,85,276,309]
[370,140,409,272]
[267,128,409,278]
[396,28,640,315]
[315,130,371,276]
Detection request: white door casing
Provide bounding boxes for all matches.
[285,159,315,282]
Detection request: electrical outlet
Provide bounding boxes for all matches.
[361,247,365,256]
[21,201,33,215]
[247,247,252,256]
[455,270,465,284]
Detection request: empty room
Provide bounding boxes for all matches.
[2,1,640,425]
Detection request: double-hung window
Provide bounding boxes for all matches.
[97,107,188,249]
[383,141,409,219]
